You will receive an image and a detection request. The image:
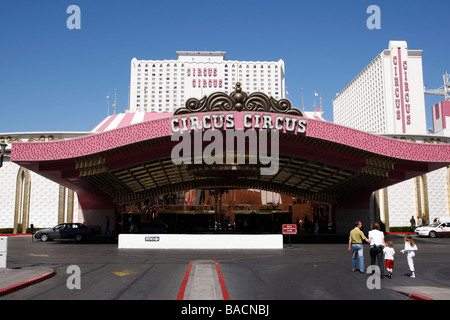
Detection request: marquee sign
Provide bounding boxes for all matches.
[174,82,302,115]
[392,47,410,133]
[170,112,307,134]
[187,67,223,88]
[171,83,306,134]
[170,83,307,176]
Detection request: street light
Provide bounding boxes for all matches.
[0,143,7,168]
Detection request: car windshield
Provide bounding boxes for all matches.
[429,222,440,227]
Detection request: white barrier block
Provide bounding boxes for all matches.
[0,237,7,268]
[118,234,283,249]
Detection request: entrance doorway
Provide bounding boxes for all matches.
[115,189,335,235]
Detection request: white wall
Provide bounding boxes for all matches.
[0,160,79,229]
[387,179,417,227]
[118,234,283,249]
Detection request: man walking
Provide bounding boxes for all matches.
[348,221,370,273]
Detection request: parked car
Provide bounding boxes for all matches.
[415,221,450,238]
[34,223,96,242]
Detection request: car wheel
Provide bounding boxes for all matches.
[429,231,436,238]
[75,234,83,242]
[40,233,49,242]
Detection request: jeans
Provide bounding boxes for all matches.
[351,244,364,271]
[370,245,385,276]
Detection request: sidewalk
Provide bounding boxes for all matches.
[386,285,450,300]
[1,234,449,300]
[0,267,55,297]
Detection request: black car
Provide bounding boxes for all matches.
[34,223,96,242]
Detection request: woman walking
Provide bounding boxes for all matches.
[368,222,386,278]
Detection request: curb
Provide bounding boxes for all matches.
[176,261,193,300]
[409,293,433,300]
[214,260,230,300]
[386,232,413,235]
[0,270,55,297]
[0,234,32,237]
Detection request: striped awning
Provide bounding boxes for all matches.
[91,110,325,133]
[92,112,173,133]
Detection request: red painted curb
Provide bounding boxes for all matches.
[176,261,193,300]
[409,293,433,300]
[387,232,413,234]
[214,260,230,300]
[0,270,55,297]
[0,234,32,236]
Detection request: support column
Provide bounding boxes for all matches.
[67,189,74,223]
[383,188,389,232]
[76,191,115,234]
[14,168,31,234]
[58,185,66,224]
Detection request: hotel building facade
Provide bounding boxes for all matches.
[333,41,426,135]
[1,47,449,234]
[333,41,450,229]
[129,51,286,113]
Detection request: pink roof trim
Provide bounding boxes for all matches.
[10,113,450,164]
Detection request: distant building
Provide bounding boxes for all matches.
[431,101,450,136]
[129,51,286,113]
[333,41,450,228]
[333,41,426,135]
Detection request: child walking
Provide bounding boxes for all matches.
[383,240,395,278]
[400,235,418,278]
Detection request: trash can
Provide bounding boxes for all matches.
[0,237,7,269]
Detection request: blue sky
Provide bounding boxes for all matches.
[0,0,448,132]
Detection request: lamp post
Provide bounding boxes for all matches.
[0,143,6,168]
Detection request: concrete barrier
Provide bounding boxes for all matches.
[0,237,7,269]
[118,234,283,249]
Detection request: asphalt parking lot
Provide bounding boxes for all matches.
[2,233,450,304]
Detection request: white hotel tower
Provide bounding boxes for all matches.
[333,41,450,228]
[333,41,426,135]
[129,51,286,113]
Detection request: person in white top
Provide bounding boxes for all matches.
[383,240,395,278]
[367,222,386,278]
[401,234,418,278]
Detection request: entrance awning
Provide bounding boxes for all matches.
[11,85,450,206]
